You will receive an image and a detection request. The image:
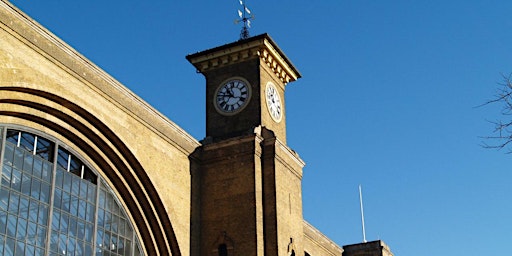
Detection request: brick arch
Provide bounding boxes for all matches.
[0,87,181,256]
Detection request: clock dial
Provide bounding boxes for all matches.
[215,78,251,114]
[265,82,282,122]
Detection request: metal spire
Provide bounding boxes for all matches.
[235,0,254,39]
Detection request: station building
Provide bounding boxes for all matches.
[0,1,393,255]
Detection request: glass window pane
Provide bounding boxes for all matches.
[61,192,70,213]
[1,165,12,187]
[3,142,14,166]
[5,129,18,146]
[59,233,67,254]
[55,168,64,189]
[111,234,119,253]
[79,181,87,199]
[77,220,85,241]
[87,183,96,203]
[69,217,77,237]
[118,217,126,237]
[71,176,80,196]
[34,247,44,256]
[18,196,29,219]
[40,182,51,204]
[25,244,35,256]
[0,211,7,234]
[57,148,70,170]
[60,213,69,233]
[85,244,93,256]
[97,208,105,228]
[53,188,62,209]
[68,237,76,256]
[4,235,15,255]
[37,204,48,226]
[14,240,25,256]
[96,228,104,249]
[11,168,21,191]
[126,223,133,239]
[125,239,132,256]
[76,241,84,256]
[21,173,31,196]
[26,221,37,245]
[8,192,19,213]
[112,198,120,216]
[35,137,54,161]
[86,203,95,223]
[84,169,97,185]
[69,155,82,177]
[0,189,9,211]
[36,226,46,247]
[41,162,52,183]
[30,179,40,201]
[32,157,43,179]
[63,173,72,193]
[51,211,60,231]
[104,231,111,252]
[22,153,33,173]
[78,199,86,220]
[13,148,24,170]
[6,214,16,237]
[15,216,27,239]
[99,189,106,209]
[106,193,114,212]
[50,230,59,253]
[19,132,35,153]
[28,200,38,223]
[0,235,4,255]
[111,214,118,233]
[85,223,94,243]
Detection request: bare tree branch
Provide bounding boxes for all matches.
[480,73,512,152]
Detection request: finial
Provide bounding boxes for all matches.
[235,0,255,40]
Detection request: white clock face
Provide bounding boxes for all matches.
[265,82,282,122]
[215,78,251,114]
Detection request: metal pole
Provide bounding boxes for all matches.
[359,184,367,243]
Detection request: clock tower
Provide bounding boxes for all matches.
[187,34,305,256]
[187,33,300,142]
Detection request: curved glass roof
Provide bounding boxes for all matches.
[0,126,143,256]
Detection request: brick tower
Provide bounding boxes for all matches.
[187,34,304,256]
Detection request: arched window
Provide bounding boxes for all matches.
[218,243,228,256]
[0,127,144,255]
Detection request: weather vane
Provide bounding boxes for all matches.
[235,0,254,40]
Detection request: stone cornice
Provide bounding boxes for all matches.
[199,132,264,165]
[303,221,343,255]
[186,33,301,85]
[202,132,262,153]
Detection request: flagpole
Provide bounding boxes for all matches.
[359,184,367,243]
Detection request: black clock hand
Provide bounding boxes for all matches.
[219,91,233,97]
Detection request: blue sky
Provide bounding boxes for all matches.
[8,0,512,255]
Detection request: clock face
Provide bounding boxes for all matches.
[265,82,282,122]
[215,78,251,114]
